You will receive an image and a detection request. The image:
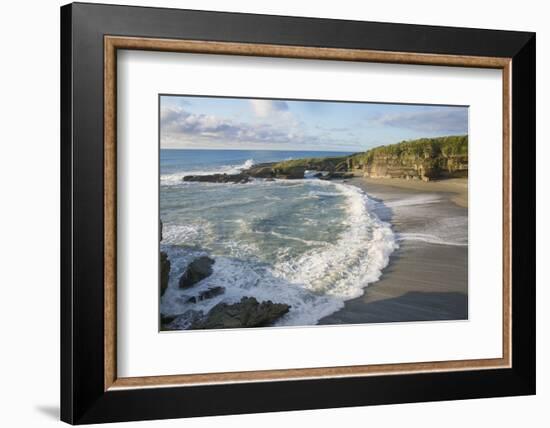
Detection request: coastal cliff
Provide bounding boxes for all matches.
[271,135,468,181]
[181,135,467,183]
[349,135,468,181]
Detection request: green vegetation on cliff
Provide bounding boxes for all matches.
[351,135,468,166]
[272,156,349,173]
[349,135,468,180]
[268,135,468,181]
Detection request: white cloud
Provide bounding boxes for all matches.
[160,105,324,148]
[249,99,289,118]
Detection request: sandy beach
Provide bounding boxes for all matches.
[319,177,468,325]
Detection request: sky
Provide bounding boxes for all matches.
[160,95,468,152]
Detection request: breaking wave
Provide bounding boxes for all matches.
[161,158,255,186]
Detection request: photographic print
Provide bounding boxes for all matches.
[159,95,468,331]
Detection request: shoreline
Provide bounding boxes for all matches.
[319,176,468,325]
[355,175,468,208]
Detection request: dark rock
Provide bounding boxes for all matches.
[247,164,276,178]
[319,172,354,180]
[190,297,290,330]
[161,310,203,331]
[160,251,170,296]
[160,314,177,325]
[199,286,225,300]
[178,256,215,289]
[183,173,250,184]
[275,165,306,179]
[186,286,225,304]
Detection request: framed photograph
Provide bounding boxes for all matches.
[60,2,535,424]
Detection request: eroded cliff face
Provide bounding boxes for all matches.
[351,153,468,181]
[349,135,468,181]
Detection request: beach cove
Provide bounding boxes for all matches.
[320,176,468,325]
[159,137,468,330]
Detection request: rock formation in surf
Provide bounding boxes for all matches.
[178,256,215,289]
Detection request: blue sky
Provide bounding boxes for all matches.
[160,95,468,152]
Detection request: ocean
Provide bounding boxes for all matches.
[160,149,398,328]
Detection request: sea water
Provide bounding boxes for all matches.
[160,149,398,328]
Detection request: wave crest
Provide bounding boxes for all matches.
[161,158,255,186]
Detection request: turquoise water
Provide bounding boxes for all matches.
[160,149,397,328]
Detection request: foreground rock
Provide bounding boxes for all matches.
[190,297,290,329]
[160,251,170,296]
[160,313,177,325]
[161,310,203,331]
[179,256,215,288]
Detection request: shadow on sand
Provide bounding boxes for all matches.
[319,290,468,325]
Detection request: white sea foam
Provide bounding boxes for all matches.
[273,181,397,314]
[369,194,468,247]
[396,233,467,246]
[304,170,329,178]
[161,252,346,328]
[162,222,213,245]
[377,194,442,209]
[267,230,328,247]
[161,159,255,186]
[308,190,342,198]
[395,215,468,247]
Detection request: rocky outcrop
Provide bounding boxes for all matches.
[160,251,170,296]
[190,297,290,329]
[246,163,276,178]
[273,157,349,173]
[352,153,467,181]
[178,256,215,288]
[361,155,441,181]
[273,165,306,179]
[161,310,203,331]
[160,313,177,325]
[186,286,225,303]
[183,173,250,184]
[180,154,361,183]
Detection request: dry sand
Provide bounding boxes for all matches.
[319,177,468,325]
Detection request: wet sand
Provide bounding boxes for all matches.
[319,177,468,325]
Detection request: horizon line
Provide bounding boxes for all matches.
[160,133,468,153]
